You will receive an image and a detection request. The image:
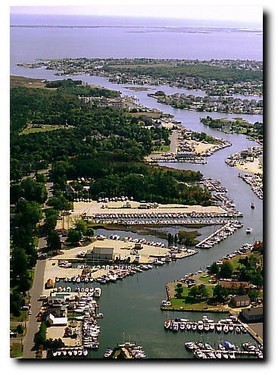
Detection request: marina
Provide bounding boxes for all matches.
[185,340,263,359]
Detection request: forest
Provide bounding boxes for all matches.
[10,81,211,206]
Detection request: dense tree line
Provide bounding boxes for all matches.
[11,85,210,206]
[10,175,46,316]
[104,63,262,84]
[11,86,167,180]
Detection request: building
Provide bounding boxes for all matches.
[86,246,114,262]
[46,313,68,326]
[240,307,263,322]
[218,280,251,291]
[229,294,251,308]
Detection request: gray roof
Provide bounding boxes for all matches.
[242,307,263,317]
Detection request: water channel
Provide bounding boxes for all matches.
[14,67,263,358]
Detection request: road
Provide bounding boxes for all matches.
[23,260,46,358]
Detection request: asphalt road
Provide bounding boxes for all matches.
[23,260,46,359]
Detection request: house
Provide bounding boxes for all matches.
[86,246,114,262]
[229,294,251,308]
[240,307,263,322]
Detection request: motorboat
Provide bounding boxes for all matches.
[246,227,252,234]
[185,342,196,351]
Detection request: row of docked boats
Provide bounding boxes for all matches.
[195,220,243,249]
[55,285,102,297]
[185,341,263,359]
[164,316,248,334]
[82,317,100,350]
[49,347,89,358]
[103,342,147,359]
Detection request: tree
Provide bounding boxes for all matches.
[218,261,233,279]
[208,262,219,275]
[19,271,31,292]
[175,283,183,299]
[34,322,47,349]
[16,324,24,335]
[248,289,259,302]
[198,284,209,300]
[188,284,208,302]
[213,284,229,303]
[67,229,82,244]
[10,291,24,317]
[74,219,87,234]
[11,247,28,278]
[47,231,61,250]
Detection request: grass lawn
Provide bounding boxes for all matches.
[10,311,28,323]
[20,123,73,135]
[10,342,23,358]
[151,144,171,153]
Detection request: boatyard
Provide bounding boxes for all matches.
[146,127,231,165]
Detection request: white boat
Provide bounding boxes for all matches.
[94,287,102,297]
[223,325,229,333]
[185,342,195,351]
[180,323,185,330]
[104,348,113,358]
[191,323,197,331]
[246,227,252,234]
[216,324,222,333]
[215,351,222,359]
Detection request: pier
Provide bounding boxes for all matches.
[195,221,243,249]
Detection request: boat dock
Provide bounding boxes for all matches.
[184,341,263,359]
[164,316,249,334]
[195,220,243,249]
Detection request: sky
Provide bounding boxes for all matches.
[9,0,263,27]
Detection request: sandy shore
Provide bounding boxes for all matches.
[235,157,263,175]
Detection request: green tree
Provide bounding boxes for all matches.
[47,231,61,250]
[218,261,233,279]
[11,247,28,278]
[208,262,219,275]
[67,229,82,244]
[34,322,47,349]
[74,219,87,234]
[213,284,229,303]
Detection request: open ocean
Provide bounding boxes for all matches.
[10,13,262,72]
